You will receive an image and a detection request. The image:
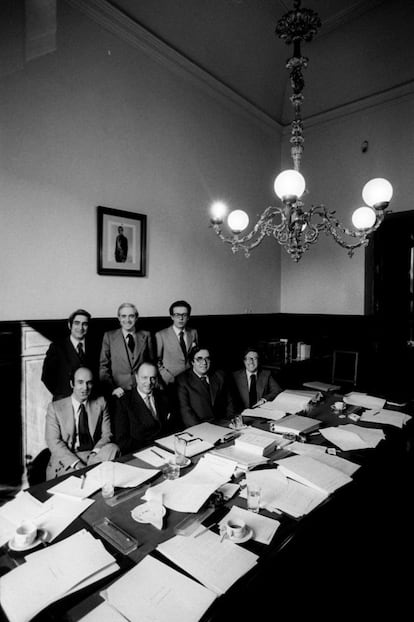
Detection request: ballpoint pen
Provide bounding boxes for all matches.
[194,523,217,538]
[150,448,165,459]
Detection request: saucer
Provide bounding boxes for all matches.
[176,457,191,468]
[229,423,248,431]
[8,529,47,552]
[228,527,253,544]
[131,503,166,524]
[331,405,346,413]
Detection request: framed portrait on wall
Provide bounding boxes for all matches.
[97,206,147,276]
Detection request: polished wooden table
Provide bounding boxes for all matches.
[1,394,413,622]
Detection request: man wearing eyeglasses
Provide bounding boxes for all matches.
[176,346,235,427]
[232,347,281,411]
[155,300,198,385]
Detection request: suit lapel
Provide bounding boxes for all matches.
[167,327,182,356]
[237,371,249,406]
[256,370,266,399]
[58,398,76,446]
[117,330,134,371]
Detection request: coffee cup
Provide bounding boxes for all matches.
[226,519,246,540]
[231,414,244,430]
[14,520,37,548]
[334,401,345,411]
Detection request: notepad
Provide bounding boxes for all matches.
[271,390,318,414]
[267,413,321,435]
[234,427,278,456]
[276,454,352,495]
[47,474,102,499]
[156,432,213,457]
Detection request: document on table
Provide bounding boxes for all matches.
[360,408,411,428]
[143,453,235,512]
[343,392,386,410]
[157,530,258,595]
[320,425,385,450]
[276,454,352,494]
[242,406,286,421]
[271,390,313,414]
[101,554,217,622]
[134,445,173,467]
[183,421,238,445]
[0,491,47,546]
[34,495,94,542]
[47,474,102,499]
[156,431,214,457]
[79,602,126,622]
[303,450,360,477]
[287,441,327,457]
[88,462,159,487]
[238,468,327,518]
[217,505,280,545]
[0,529,117,622]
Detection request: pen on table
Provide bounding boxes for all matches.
[80,474,86,489]
[194,523,217,539]
[150,448,165,459]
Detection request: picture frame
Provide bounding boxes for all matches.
[97,206,147,277]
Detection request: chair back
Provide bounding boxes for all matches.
[332,350,359,388]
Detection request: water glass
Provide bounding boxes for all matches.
[101,461,115,499]
[163,459,180,480]
[174,435,187,466]
[247,483,261,513]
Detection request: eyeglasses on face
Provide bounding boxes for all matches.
[194,356,210,362]
[245,356,259,361]
[172,313,189,318]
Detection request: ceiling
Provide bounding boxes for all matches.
[104,0,411,124]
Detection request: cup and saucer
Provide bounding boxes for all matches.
[175,457,191,468]
[222,519,253,544]
[331,401,346,414]
[8,527,47,552]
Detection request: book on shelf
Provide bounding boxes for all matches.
[268,413,321,436]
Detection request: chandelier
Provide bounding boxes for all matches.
[209,0,393,262]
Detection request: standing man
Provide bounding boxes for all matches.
[155,300,198,385]
[232,348,281,410]
[42,309,97,401]
[114,362,173,454]
[99,303,154,398]
[45,367,119,479]
[176,346,235,427]
[115,225,128,263]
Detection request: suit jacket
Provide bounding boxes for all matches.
[176,368,235,427]
[114,388,172,454]
[41,337,98,400]
[99,328,154,392]
[155,326,198,384]
[45,395,113,476]
[232,368,282,410]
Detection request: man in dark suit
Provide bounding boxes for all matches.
[45,367,119,480]
[41,309,97,401]
[232,347,281,410]
[176,346,235,427]
[114,362,172,454]
[155,300,198,385]
[99,303,154,398]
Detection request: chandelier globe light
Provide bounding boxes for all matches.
[208,0,393,262]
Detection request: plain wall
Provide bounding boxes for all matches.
[0,0,282,321]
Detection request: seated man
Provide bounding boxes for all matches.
[155,300,198,385]
[45,367,119,479]
[114,362,173,454]
[42,308,98,401]
[176,346,235,427]
[232,347,282,410]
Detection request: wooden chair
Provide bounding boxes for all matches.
[331,350,359,391]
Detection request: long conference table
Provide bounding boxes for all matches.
[1,392,413,622]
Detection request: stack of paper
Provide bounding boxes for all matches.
[100,555,216,622]
[271,390,319,414]
[234,427,278,456]
[157,530,258,595]
[320,424,385,451]
[242,404,286,421]
[143,452,235,512]
[267,413,321,435]
[303,381,341,392]
[183,422,237,445]
[343,392,386,410]
[276,454,353,494]
[210,445,269,471]
[360,409,411,428]
[0,529,118,622]
[88,462,159,488]
[156,431,213,457]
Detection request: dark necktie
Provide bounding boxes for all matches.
[77,342,85,361]
[145,394,157,420]
[78,403,93,451]
[127,333,135,353]
[249,374,257,407]
[179,330,187,360]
